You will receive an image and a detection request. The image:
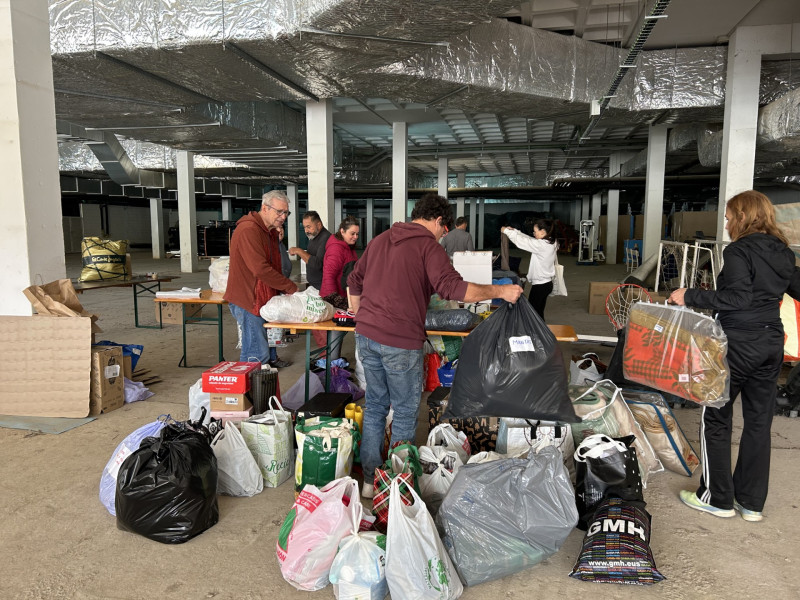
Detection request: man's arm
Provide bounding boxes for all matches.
[349,294,361,314]
[462,282,523,304]
[287,247,310,262]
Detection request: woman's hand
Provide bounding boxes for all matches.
[501,226,511,234]
[668,288,687,306]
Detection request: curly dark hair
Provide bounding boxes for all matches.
[410,193,454,230]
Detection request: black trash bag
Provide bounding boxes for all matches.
[574,434,644,530]
[443,301,578,422]
[424,309,482,332]
[115,422,219,544]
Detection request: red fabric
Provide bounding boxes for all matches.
[224,212,296,315]
[372,469,413,534]
[424,353,442,392]
[320,236,357,298]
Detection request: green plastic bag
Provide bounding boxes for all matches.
[294,416,356,492]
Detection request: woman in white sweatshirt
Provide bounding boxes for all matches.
[501,219,557,319]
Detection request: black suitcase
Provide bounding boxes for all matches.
[297,392,352,418]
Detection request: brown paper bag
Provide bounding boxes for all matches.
[23,279,102,332]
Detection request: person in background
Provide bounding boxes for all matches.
[669,190,795,523]
[348,192,523,499]
[288,210,332,350]
[440,216,474,257]
[320,216,360,361]
[266,227,294,367]
[501,218,557,319]
[224,190,297,368]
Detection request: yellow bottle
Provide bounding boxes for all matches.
[345,403,364,433]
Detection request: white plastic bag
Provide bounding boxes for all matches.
[385,477,463,600]
[240,397,295,488]
[276,477,363,591]
[188,378,210,424]
[329,531,388,600]
[282,371,325,411]
[496,420,575,481]
[569,352,605,386]
[208,256,230,293]
[260,286,335,323]
[211,421,264,497]
[426,423,471,465]
[418,445,460,516]
[467,451,506,464]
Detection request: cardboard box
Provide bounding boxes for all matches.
[588,281,621,315]
[210,405,254,426]
[90,345,124,415]
[155,300,204,325]
[453,251,492,284]
[0,316,92,417]
[202,361,261,394]
[210,393,253,412]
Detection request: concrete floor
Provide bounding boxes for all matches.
[2,248,799,599]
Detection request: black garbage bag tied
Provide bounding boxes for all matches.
[115,424,219,544]
[443,301,578,423]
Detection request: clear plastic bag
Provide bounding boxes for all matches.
[329,531,388,600]
[208,257,229,293]
[188,378,210,424]
[624,302,730,407]
[436,447,577,587]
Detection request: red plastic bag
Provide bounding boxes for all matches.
[424,353,442,392]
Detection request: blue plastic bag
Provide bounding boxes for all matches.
[437,360,458,387]
[99,418,167,515]
[95,340,144,371]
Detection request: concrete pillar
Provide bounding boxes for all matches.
[285,183,298,250]
[469,199,477,240]
[604,153,626,265]
[221,198,232,221]
[366,199,374,244]
[591,192,602,225]
[438,157,448,198]
[456,173,466,219]
[176,151,199,273]
[306,99,335,230]
[571,200,580,230]
[392,122,408,224]
[581,196,590,222]
[477,199,485,250]
[642,125,668,262]
[0,0,65,315]
[150,198,165,259]
[334,198,343,230]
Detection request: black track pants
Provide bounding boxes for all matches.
[696,326,782,512]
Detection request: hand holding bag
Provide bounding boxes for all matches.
[385,477,463,600]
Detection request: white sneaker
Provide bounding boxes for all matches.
[362,482,374,499]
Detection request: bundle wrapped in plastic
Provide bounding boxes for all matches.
[623,302,729,407]
[424,309,482,332]
[208,257,229,293]
[79,237,129,281]
[260,287,335,323]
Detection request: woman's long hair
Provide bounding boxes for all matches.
[534,218,556,245]
[334,215,360,242]
[726,190,788,245]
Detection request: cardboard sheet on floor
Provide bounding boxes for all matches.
[0,316,92,417]
[0,415,95,434]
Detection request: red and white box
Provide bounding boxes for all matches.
[202,361,261,394]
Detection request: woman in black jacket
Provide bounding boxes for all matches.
[669,190,795,522]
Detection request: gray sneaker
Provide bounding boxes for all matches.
[734,500,763,522]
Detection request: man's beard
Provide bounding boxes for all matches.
[306,233,316,240]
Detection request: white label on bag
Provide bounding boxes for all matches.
[108,445,133,480]
[654,324,664,333]
[509,336,535,352]
[104,364,121,379]
[678,373,690,382]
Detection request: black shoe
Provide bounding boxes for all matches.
[268,359,292,368]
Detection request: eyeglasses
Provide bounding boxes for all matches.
[266,205,291,218]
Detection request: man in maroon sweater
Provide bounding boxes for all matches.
[225,190,297,367]
[347,193,523,497]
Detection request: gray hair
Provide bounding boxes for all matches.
[262,190,289,207]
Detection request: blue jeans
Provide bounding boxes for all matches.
[355,333,424,480]
[229,303,269,364]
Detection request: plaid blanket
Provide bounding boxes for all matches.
[623,303,729,406]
